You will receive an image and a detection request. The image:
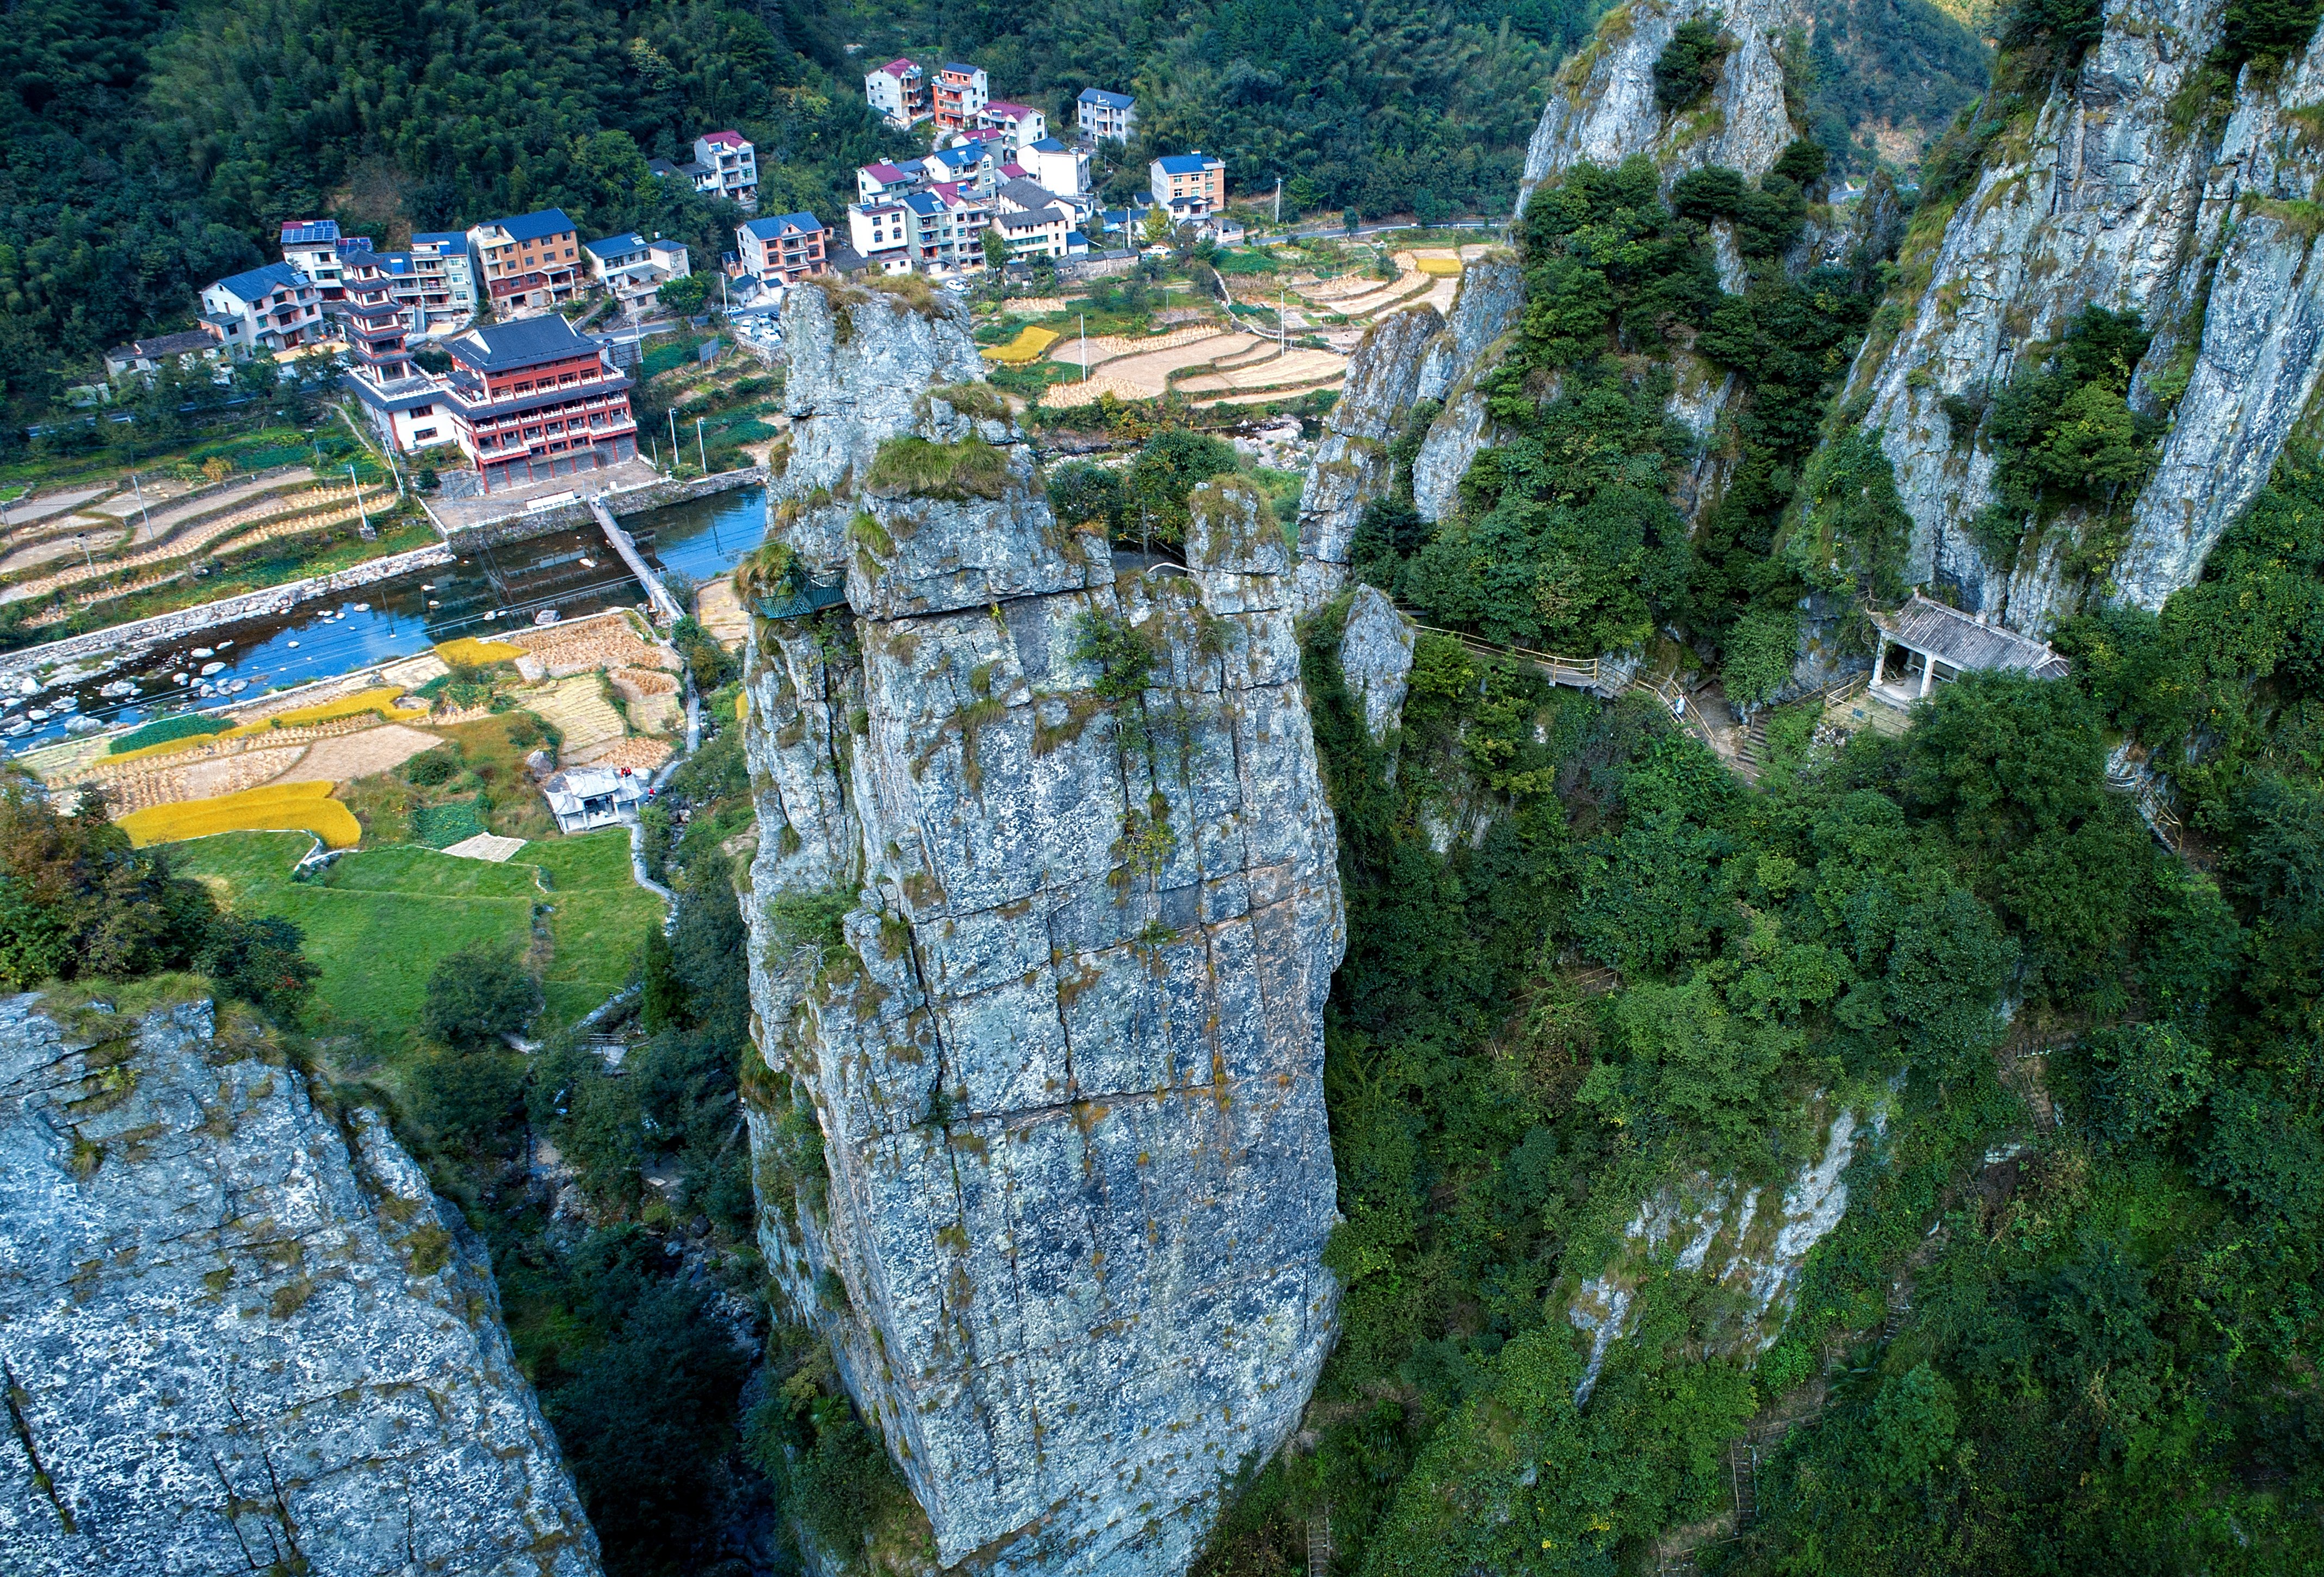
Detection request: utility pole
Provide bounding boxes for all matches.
[669,409,679,473]
[1274,176,1282,225]
[130,469,151,540]
[1280,284,1288,357]
[1080,312,1088,382]
[350,462,373,538]
[696,417,707,474]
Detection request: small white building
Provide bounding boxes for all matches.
[864,58,931,126]
[1023,138,1091,201]
[582,232,692,305]
[542,766,647,832]
[1867,592,2070,709]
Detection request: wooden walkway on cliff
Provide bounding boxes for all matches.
[1408,622,1725,756]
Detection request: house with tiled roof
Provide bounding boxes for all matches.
[1025,137,1092,202]
[935,63,987,132]
[1078,87,1137,143]
[103,330,229,381]
[1151,151,1226,217]
[198,262,325,358]
[738,212,829,287]
[864,57,931,126]
[466,209,582,316]
[978,101,1047,154]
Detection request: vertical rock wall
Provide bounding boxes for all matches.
[1850,2,2324,632]
[740,281,1346,1577]
[0,994,601,1577]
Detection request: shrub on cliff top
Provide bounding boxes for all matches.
[863,435,1013,502]
[1654,17,1734,113]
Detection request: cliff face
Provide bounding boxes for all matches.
[1853,2,2324,632]
[740,281,1346,1576]
[1517,0,1812,208]
[0,994,600,1577]
[1295,0,1822,607]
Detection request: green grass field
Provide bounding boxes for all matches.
[165,827,662,1035]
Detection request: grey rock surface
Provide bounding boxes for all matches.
[1850,0,2324,630]
[1294,306,1443,607]
[1410,391,1489,524]
[741,308,1346,1577]
[1336,586,1418,743]
[1517,0,1814,213]
[0,994,601,1577]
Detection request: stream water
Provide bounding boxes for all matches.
[2,487,766,755]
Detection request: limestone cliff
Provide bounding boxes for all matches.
[0,993,601,1577]
[1294,0,1826,605]
[738,279,1345,1576]
[1851,2,2324,632]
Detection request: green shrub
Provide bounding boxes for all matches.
[863,435,1013,501]
[2223,0,2324,64]
[405,747,460,786]
[1654,17,1734,113]
[420,940,542,1048]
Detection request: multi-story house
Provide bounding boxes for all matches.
[848,199,918,274]
[694,132,758,209]
[992,180,1074,262]
[467,209,582,317]
[934,63,987,133]
[1025,138,1092,202]
[1078,88,1137,143]
[1151,151,1227,218]
[929,138,1001,193]
[978,101,1046,154]
[441,315,639,491]
[198,262,325,358]
[864,58,931,126]
[858,159,928,203]
[411,232,478,324]
[279,219,353,305]
[582,232,692,306]
[737,212,829,288]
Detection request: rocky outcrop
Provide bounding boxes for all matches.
[740,283,1346,1577]
[1851,2,2324,632]
[1294,305,1443,606]
[0,994,600,1577]
[1516,0,1813,211]
[1567,1104,1877,1406]
[1336,586,1418,744]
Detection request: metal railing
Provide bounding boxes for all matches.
[1408,621,1719,750]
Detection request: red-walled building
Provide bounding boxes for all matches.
[440,316,638,493]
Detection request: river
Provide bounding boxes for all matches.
[2,487,765,754]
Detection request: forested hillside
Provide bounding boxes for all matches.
[829,0,1987,218]
[0,0,899,415]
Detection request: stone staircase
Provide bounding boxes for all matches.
[1306,1505,1334,1577]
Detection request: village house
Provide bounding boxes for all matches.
[277,219,357,306]
[992,180,1075,262]
[863,58,931,126]
[858,159,925,203]
[582,232,692,306]
[978,101,1047,154]
[467,209,582,317]
[102,331,229,382]
[542,765,647,833]
[198,262,325,359]
[737,212,829,288]
[1078,88,1137,143]
[1024,138,1092,202]
[934,63,988,132]
[410,232,479,324]
[1151,151,1227,218]
[928,138,1003,193]
[646,132,761,209]
[439,315,639,492]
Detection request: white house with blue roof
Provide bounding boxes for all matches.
[198,262,325,358]
[1078,88,1137,143]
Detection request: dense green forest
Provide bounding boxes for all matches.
[1188,447,2324,1576]
[0,0,902,419]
